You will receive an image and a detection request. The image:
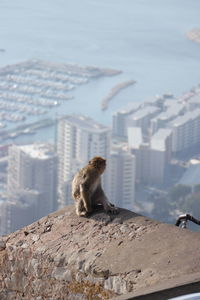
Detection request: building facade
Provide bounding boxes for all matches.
[169,109,200,153]
[107,145,136,210]
[129,129,172,186]
[57,115,111,207]
[7,143,57,218]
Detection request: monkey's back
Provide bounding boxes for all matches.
[72,165,100,200]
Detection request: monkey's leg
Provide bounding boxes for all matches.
[102,199,119,214]
[76,199,87,217]
[80,184,92,214]
[96,192,119,214]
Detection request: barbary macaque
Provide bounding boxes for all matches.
[72,156,118,216]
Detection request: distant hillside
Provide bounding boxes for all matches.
[186,28,200,45]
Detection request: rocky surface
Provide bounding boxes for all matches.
[1,205,200,300]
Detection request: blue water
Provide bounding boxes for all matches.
[0,0,200,128]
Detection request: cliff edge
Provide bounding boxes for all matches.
[0,206,200,300]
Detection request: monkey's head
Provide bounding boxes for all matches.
[89,156,106,174]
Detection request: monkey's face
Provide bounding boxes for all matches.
[89,156,106,173]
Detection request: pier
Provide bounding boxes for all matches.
[101,80,136,111]
[0,118,56,142]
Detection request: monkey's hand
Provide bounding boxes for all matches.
[105,203,119,215]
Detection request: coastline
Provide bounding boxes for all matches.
[186,28,200,45]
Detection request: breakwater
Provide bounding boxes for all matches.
[101,80,136,111]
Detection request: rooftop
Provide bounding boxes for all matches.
[129,106,159,121]
[151,103,184,122]
[20,143,55,160]
[61,114,109,133]
[113,102,141,115]
[187,94,200,104]
[170,109,200,127]
[151,128,172,151]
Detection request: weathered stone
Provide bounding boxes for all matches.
[16,240,24,247]
[119,224,130,233]
[32,234,40,242]
[51,267,72,281]
[104,275,128,294]
[112,217,123,224]
[54,253,66,267]
[0,240,6,251]
[1,205,200,299]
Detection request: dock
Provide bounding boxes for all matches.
[0,59,122,128]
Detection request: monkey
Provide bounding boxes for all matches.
[72,156,118,217]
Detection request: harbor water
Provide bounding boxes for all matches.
[0,0,200,143]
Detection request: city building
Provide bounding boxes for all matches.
[128,128,172,185]
[150,128,172,185]
[178,159,200,189]
[128,106,160,135]
[7,143,57,219]
[57,115,111,207]
[107,145,136,210]
[0,190,40,236]
[127,127,143,150]
[112,102,141,139]
[169,109,200,153]
[187,94,200,111]
[150,103,184,134]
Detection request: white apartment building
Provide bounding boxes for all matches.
[150,128,172,185]
[128,106,160,135]
[107,145,136,210]
[0,190,40,236]
[112,102,141,139]
[128,128,172,185]
[150,103,184,135]
[57,115,111,207]
[169,109,200,153]
[187,94,200,111]
[7,143,57,217]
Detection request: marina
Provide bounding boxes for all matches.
[0,59,121,128]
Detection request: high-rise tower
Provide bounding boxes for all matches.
[7,143,57,217]
[57,115,111,207]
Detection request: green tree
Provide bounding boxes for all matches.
[169,184,192,202]
[194,184,200,193]
[151,196,173,222]
[181,193,200,217]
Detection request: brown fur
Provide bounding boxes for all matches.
[72,156,118,216]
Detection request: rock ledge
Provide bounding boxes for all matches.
[0,206,200,300]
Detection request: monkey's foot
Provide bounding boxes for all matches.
[107,205,119,215]
[77,209,93,217]
[76,208,88,217]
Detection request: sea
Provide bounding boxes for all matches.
[0,0,200,143]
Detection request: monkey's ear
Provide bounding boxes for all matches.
[89,160,92,164]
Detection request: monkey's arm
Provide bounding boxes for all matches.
[94,185,118,214]
[80,182,92,214]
